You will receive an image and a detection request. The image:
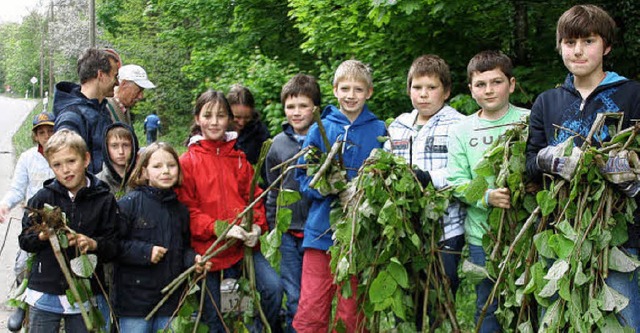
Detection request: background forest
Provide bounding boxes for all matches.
[1,0,640,146]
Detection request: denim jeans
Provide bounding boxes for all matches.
[280,233,304,333]
[468,244,500,333]
[440,235,465,295]
[28,306,88,333]
[605,247,640,331]
[201,250,282,333]
[146,129,158,145]
[95,294,111,332]
[120,316,173,333]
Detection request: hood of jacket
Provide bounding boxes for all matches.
[561,72,628,96]
[322,104,380,129]
[53,82,106,118]
[100,122,140,186]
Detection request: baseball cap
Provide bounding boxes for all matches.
[119,65,156,89]
[33,112,55,129]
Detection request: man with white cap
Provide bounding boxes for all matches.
[107,64,156,125]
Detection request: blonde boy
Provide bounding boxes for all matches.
[294,60,386,332]
[18,129,118,332]
[447,50,529,333]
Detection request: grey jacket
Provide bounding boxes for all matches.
[265,123,310,232]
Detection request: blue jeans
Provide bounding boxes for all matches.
[28,306,88,333]
[146,128,158,145]
[280,233,304,333]
[606,247,640,331]
[95,294,111,332]
[441,235,465,295]
[468,244,500,333]
[202,250,283,333]
[120,316,173,332]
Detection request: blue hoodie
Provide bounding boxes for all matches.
[53,81,113,174]
[296,104,386,250]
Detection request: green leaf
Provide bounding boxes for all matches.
[277,189,301,206]
[543,259,569,280]
[369,271,397,303]
[536,190,557,217]
[556,220,577,241]
[276,208,292,233]
[533,230,556,259]
[70,254,97,278]
[608,246,640,273]
[463,176,488,203]
[538,278,559,298]
[539,299,561,331]
[598,283,629,312]
[214,220,230,237]
[548,234,574,259]
[461,259,491,285]
[474,158,494,177]
[574,262,589,286]
[387,258,409,289]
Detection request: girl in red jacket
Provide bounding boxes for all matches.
[175,90,282,333]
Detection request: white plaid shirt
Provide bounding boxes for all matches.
[384,105,466,240]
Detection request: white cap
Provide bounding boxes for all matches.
[119,64,156,89]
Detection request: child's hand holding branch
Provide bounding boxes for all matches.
[151,246,168,264]
[67,233,97,253]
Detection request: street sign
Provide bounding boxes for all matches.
[30,77,38,84]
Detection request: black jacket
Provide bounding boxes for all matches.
[526,73,640,247]
[236,119,271,165]
[264,123,310,232]
[53,82,113,174]
[19,173,119,295]
[115,186,195,317]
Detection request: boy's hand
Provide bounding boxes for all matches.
[598,150,640,197]
[194,255,211,274]
[487,188,511,209]
[225,225,247,242]
[243,224,261,247]
[67,233,97,253]
[0,204,9,223]
[536,145,582,181]
[151,246,168,264]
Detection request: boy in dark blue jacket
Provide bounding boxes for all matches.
[526,5,640,331]
[293,60,386,333]
[18,129,119,332]
[265,73,320,332]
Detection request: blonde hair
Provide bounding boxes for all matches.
[128,142,183,188]
[44,129,88,161]
[333,60,373,88]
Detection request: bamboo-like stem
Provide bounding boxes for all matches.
[48,229,93,331]
[309,139,343,188]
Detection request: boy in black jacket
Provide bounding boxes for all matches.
[526,5,640,331]
[18,129,119,332]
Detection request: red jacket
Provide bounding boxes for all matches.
[176,137,267,271]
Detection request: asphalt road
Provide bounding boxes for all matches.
[0,96,38,331]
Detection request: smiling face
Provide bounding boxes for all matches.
[409,75,450,124]
[196,101,230,141]
[284,95,315,135]
[333,79,372,122]
[48,147,90,195]
[143,149,179,190]
[469,68,515,118]
[560,34,610,81]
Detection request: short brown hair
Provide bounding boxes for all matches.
[128,142,183,188]
[44,129,88,161]
[556,4,616,51]
[467,50,513,83]
[106,126,133,144]
[77,48,118,84]
[281,74,321,106]
[333,60,373,89]
[407,55,452,95]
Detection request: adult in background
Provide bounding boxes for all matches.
[53,47,120,174]
[107,64,156,124]
[227,84,271,165]
[143,111,161,145]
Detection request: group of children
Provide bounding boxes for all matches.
[1,3,639,333]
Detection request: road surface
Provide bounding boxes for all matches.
[0,96,38,331]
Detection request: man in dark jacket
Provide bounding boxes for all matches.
[53,47,120,174]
